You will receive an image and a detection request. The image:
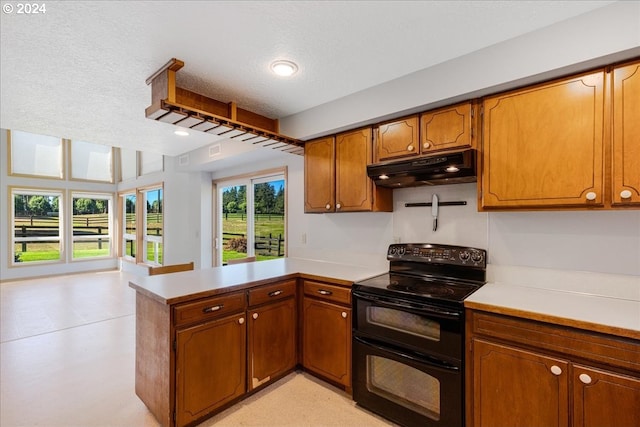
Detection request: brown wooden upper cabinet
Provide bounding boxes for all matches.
[304,136,335,212]
[612,59,640,206]
[375,115,420,162]
[480,70,606,209]
[305,128,392,213]
[420,102,475,153]
[374,103,476,163]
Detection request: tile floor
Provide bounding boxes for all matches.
[0,270,394,427]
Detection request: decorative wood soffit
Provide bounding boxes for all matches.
[145,58,304,155]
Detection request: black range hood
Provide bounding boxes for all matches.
[367,148,477,188]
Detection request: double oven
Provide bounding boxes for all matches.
[352,243,486,427]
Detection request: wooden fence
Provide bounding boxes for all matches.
[222,232,285,257]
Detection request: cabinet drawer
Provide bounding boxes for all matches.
[248,280,296,307]
[174,292,246,327]
[303,280,351,305]
[469,310,640,373]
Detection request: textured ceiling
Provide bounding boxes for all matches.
[0,1,616,162]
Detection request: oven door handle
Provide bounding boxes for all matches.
[352,290,461,320]
[354,335,460,372]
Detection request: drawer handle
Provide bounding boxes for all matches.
[202,304,223,313]
[268,290,283,297]
[318,289,333,296]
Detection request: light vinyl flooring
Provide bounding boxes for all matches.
[0,270,394,427]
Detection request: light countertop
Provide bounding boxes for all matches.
[465,265,640,340]
[129,257,386,305]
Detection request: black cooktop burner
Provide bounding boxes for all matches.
[355,272,481,305]
[354,243,487,308]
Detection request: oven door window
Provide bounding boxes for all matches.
[368,354,440,420]
[353,293,462,360]
[368,306,440,341]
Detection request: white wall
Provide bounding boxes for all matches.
[393,184,640,276]
[280,1,640,139]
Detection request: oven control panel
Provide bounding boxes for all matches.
[387,243,486,268]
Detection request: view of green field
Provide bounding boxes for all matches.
[14,203,283,265]
[222,212,285,263]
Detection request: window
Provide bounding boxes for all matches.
[120,185,163,265]
[71,192,113,260]
[143,187,163,265]
[11,188,63,264]
[122,193,136,261]
[139,151,163,175]
[9,130,64,179]
[119,147,137,181]
[70,140,113,182]
[216,169,286,265]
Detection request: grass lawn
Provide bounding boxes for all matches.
[222,213,285,259]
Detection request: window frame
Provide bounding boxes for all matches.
[214,167,287,266]
[141,186,163,266]
[10,186,65,266]
[7,130,65,180]
[70,191,114,261]
[118,183,164,266]
[69,140,114,183]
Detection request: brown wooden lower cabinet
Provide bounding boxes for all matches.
[134,276,352,427]
[472,339,569,427]
[301,280,352,389]
[175,313,246,427]
[466,310,640,427]
[247,280,297,391]
[573,365,640,427]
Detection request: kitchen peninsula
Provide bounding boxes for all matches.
[129,258,385,427]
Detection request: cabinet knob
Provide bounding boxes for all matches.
[550,365,563,376]
[252,313,258,320]
[325,204,331,210]
[423,142,431,149]
[341,312,348,318]
[238,317,245,325]
[336,203,341,210]
[407,145,414,152]
[620,190,632,199]
[585,192,597,201]
[579,373,592,384]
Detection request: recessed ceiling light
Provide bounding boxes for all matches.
[174,129,189,136]
[445,166,460,173]
[270,60,298,77]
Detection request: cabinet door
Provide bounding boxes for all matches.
[302,297,351,387]
[247,297,297,391]
[376,116,420,161]
[481,71,605,209]
[573,365,640,427]
[420,102,474,153]
[612,61,640,206]
[175,314,246,427]
[472,339,569,427]
[335,128,375,212]
[304,136,335,213]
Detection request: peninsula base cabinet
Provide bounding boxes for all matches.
[175,313,246,427]
[466,310,640,427]
[247,280,297,391]
[134,276,353,427]
[301,280,352,390]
